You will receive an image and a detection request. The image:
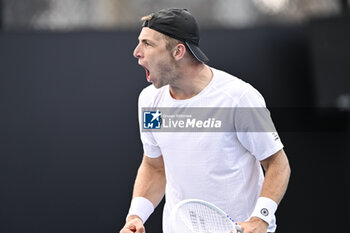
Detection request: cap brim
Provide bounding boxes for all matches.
[185,41,209,63]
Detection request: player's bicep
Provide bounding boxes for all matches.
[260,149,289,172]
[142,153,165,171]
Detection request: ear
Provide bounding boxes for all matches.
[172,44,186,61]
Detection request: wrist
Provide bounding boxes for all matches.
[126,197,154,224]
[126,215,142,222]
[250,197,278,226]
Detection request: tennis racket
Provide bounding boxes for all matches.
[170,199,242,233]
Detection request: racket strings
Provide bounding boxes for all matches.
[174,202,234,233]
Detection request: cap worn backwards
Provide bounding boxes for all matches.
[142,8,209,63]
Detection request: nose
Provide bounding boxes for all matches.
[133,43,142,59]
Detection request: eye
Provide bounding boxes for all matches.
[142,40,152,47]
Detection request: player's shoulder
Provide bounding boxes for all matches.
[211,67,258,99]
[138,84,167,107]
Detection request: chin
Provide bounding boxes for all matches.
[152,80,168,89]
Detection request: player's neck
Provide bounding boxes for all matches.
[169,64,212,100]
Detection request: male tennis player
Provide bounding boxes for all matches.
[120,8,290,233]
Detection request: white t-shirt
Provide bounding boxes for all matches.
[138,67,283,232]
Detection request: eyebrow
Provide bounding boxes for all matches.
[140,38,156,45]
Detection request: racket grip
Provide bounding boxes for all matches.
[235,224,243,233]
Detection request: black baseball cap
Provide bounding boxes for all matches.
[142,8,209,63]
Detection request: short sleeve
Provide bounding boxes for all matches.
[235,87,283,161]
[138,89,162,158]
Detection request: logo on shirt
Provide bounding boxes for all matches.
[143,110,162,129]
[272,132,280,141]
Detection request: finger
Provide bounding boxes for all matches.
[120,224,137,233]
[129,224,136,231]
[121,230,135,233]
[120,227,135,233]
[135,225,145,233]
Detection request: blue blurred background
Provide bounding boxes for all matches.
[0,0,349,232]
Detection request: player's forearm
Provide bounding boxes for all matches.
[132,155,166,208]
[260,149,291,204]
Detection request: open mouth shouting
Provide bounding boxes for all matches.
[141,65,151,83]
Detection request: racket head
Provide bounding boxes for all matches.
[170,199,239,233]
